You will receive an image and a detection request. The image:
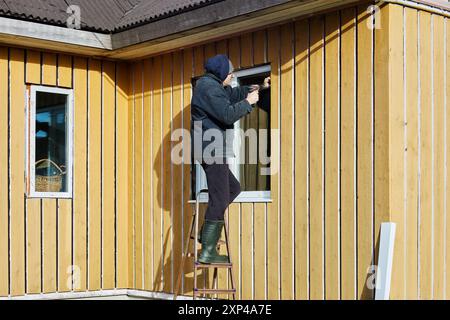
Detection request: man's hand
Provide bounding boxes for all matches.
[262,77,271,89]
[246,90,259,105]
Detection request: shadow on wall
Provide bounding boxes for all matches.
[150,101,213,295]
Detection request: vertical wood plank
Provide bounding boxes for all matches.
[374,3,391,272]
[26,50,41,84]
[56,53,73,293]
[280,23,294,300]
[26,200,41,293]
[388,4,405,300]
[102,60,116,289]
[127,61,135,288]
[152,56,163,291]
[204,43,216,61]
[133,61,144,290]
[42,53,57,86]
[41,51,58,293]
[229,37,241,69]
[356,4,374,300]
[267,26,280,300]
[88,58,102,291]
[194,46,204,77]
[294,19,309,300]
[254,203,266,299]
[0,47,7,297]
[432,14,445,300]
[24,50,42,296]
[143,58,154,290]
[241,203,253,299]
[172,51,183,295]
[58,200,72,292]
[228,203,241,299]
[73,57,88,291]
[9,48,25,296]
[241,33,253,68]
[405,7,419,300]
[116,62,130,288]
[216,39,228,56]
[309,17,325,300]
[446,17,450,301]
[42,199,57,293]
[162,53,173,293]
[254,30,266,66]
[58,54,73,88]
[182,49,194,295]
[324,11,340,300]
[217,208,230,299]
[418,11,433,300]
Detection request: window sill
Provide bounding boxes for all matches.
[188,191,272,204]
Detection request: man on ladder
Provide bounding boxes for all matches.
[191,54,270,264]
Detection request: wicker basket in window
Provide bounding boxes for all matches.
[35,159,65,193]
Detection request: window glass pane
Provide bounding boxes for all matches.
[236,72,271,192]
[35,91,68,193]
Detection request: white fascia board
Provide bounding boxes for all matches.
[0,16,112,50]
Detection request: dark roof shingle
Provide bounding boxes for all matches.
[115,0,220,31]
[0,0,218,33]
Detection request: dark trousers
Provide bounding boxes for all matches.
[201,161,241,221]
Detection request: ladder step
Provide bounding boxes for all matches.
[195,262,232,268]
[194,289,236,295]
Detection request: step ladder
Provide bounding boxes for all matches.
[173,189,237,300]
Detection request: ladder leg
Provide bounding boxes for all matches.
[212,267,218,300]
[193,198,200,300]
[173,213,196,300]
[224,214,236,300]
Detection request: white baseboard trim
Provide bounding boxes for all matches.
[1,289,205,300]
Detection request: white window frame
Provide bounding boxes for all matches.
[26,85,74,199]
[194,64,272,203]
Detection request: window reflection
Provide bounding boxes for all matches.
[35,92,68,193]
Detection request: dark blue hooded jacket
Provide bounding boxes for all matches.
[191,69,253,162]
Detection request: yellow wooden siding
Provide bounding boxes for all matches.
[0,3,449,300]
[294,19,309,300]
[0,47,130,297]
[73,57,88,291]
[134,61,144,290]
[388,3,406,300]
[125,4,410,300]
[116,62,131,289]
[341,7,358,300]
[182,48,194,296]
[267,27,281,300]
[404,7,419,299]
[102,60,116,290]
[162,53,173,293]
[88,59,102,291]
[446,18,450,300]
[383,7,449,300]
[10,48,26,296]
[143,58,153,290]
[0,47,8,296]
[324,11,340,300]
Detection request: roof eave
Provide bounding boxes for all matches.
[0,15,112,57]
[107,0,363,60]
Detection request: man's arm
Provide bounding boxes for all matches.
[204,86,253,125]
[224,85,251,104]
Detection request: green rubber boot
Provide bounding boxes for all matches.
[198,220,229,264]
[197,223,203,244]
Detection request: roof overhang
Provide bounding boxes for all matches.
[0,0,448,60]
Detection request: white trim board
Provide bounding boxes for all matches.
[0,16,112,50]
